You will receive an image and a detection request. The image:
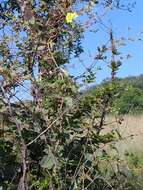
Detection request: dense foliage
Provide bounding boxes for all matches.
[88,75,143,114]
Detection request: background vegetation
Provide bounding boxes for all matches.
[87,75,143,115]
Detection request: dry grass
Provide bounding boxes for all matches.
[104,115,143,155]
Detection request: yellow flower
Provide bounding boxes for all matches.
[66,12,78,23]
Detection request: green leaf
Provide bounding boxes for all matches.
[40,152,56,169]
[65,97,73,108]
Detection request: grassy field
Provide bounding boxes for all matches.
[104,115,143,156]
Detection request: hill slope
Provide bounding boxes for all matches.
[86,75,143,114]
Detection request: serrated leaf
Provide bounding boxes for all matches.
[40,152,56,169]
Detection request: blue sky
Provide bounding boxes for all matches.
[68,0,143,84]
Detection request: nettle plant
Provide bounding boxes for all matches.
[0,0,135,190]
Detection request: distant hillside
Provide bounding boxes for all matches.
[86,75,143,114]
[117,74,143,90]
